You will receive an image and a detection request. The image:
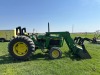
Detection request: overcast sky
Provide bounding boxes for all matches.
[0,0,100,33]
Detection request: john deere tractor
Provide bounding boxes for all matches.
[8,24,91,60]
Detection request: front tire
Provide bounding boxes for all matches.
[8,36,35,60]
[49,47,62,59]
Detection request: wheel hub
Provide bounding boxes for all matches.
[13,42,28,56]
[52,50,59,58]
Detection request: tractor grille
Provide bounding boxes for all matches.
[49,39,60,45]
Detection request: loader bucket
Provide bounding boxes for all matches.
[76,44,91,59]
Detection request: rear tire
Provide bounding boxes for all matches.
[8,36,35,60]
[49,47,62,59]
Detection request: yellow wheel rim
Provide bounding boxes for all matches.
[13,42,28,56]
[52,50,59,58]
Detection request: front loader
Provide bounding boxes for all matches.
[8,25,91,60]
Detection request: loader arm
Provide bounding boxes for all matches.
[46,32,91,59]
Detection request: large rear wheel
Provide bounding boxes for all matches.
[8,36,35,60]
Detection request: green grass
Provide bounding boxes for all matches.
[0,33,100,75]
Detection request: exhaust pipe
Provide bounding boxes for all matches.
[48,22,50,32]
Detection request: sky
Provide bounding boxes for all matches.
[0,0,100,33]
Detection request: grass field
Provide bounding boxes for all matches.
[0,33,100,75]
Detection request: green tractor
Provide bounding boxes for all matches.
[8,24,91,60]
